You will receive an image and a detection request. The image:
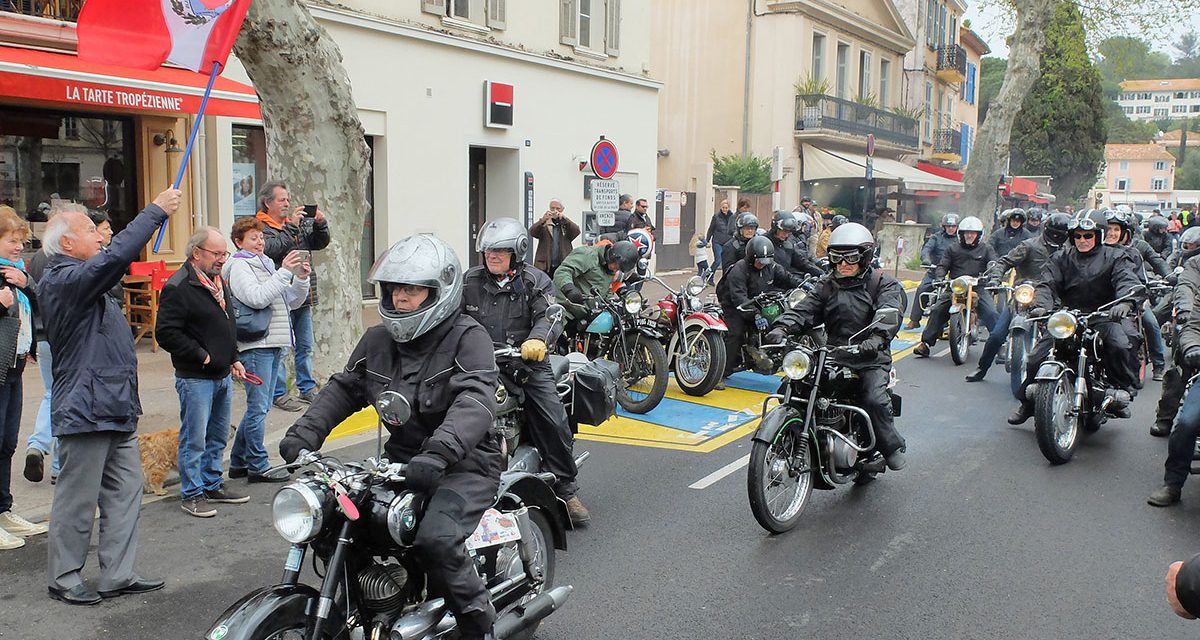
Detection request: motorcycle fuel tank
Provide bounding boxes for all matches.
[586,310,615,334]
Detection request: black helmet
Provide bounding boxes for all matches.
[746,235,775,266]
[603,240,640,274]
[1104,209,1134,245]
[1042,212,1071,247]
[1027,207,1045,222]
[831,214,848,229]
[770,210,799,233]
[1069,209,1107,252]
[735,212,759,232]
[1008,208,1027,224]
[1147,216,1169,234]
[940,213,960,230]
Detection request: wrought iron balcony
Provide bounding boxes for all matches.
[932,127,962,161]
[1,0,82,22]
[936,45,967,83]
[794,94,919,151]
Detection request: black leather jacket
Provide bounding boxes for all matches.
[774,270,904,367]
[920,231,956,266]
[1035,245,1143,313]
[989,224,1032,257]
[769,234,823,277]
[462,265,559,348]
[986,236,1058,283]
[717,259,804,310]
[935,240,998,280]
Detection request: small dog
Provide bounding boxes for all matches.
[138,428,180,496]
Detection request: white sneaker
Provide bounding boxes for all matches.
[0,526,24,550]
[0,511,48,537]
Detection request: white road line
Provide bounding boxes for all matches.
[689,454,751,490]
[933,347,951,358]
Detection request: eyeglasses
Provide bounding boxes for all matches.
[392,284,427,296]
[1071,232,1097,241]
[827,249,863,264]
[195,246,230,259]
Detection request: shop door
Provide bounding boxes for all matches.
[468,146,486,268]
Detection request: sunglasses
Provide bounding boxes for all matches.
[827,250,862,265]
[1071,232,1097,241]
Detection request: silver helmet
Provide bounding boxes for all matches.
[476,217,530,262]
[827,221,875,250]
[368,234,463,343]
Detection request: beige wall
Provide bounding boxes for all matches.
[1105,158,1175,193]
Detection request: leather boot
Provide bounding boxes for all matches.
[1150,421,1171,437]
[565,496,590,526]
[1147,485,1181,507]
[965,367,988,382]
[913,342,931,357]
[1008,402,1033,425]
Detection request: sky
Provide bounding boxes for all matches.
[963,2,1200,60]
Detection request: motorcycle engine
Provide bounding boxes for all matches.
[358,562,410,614]
[816,406,858,471]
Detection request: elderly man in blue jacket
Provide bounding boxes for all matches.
[40,188,180,605]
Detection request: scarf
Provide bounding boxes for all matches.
[194,265,225,311]
[0,257,31,355]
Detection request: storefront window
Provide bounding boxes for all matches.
[0,107,137,232]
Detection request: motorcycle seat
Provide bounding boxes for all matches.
[548,354,571,383]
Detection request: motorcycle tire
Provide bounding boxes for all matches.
[674,326,727,397]
[1034,375,1080,465]
[1009,334,1027,400]
[948,314,968,365]
[616,335,668,414]
[747,424,813,533]
[499,509,557,640]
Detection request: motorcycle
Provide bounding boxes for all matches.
[1028,291,1143,465]
[746,308,903,533]
[206,392,571,640]
[920,275,998,365]
[641,274,728,396]
[732,283,820,376]
[1003,281,1041,400]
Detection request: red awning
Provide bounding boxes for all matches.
[1009,177,1038,197]
[916,161,963,182]
[0,45,259,119]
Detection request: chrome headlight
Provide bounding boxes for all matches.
[1014,283,1036,306]
[781,350,812,380]
[951,276,974,296]
[787,288,807,308]
[624,292,644,314]
[685,276,705,297]
[272,482,329,544]
[1046,311,1078,339]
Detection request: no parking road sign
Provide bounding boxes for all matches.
[590,138,619,180]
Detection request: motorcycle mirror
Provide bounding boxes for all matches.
[637,258,650,276]
[873,307,900,326]
[546,303,565,324]
[375,391,412,427]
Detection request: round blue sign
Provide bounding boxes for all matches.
[590,139,619,180]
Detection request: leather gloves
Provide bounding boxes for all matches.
[521,338,548,362]
[561,283,585,305]
[406,453,448,494]
[858,334,888,354]
[279,434,310,464]
[1108,302,1133,321]
[1185,348,1200,370]
[765,328,789,345]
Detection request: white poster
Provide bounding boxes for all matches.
[663,190,681,245]
[233,163,257,217]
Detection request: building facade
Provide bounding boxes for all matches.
[894,0,970,168]
[1117,79,1200,122]
[954,25,988,169]
[1093,143,1177,210]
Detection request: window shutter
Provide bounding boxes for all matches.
[960,123,969,161]
[560,0,578,46]
[422,0,446,15]
[605,0,621,56]
[487,0,506,29]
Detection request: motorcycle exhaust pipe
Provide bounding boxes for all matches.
[574,451,590,468]
[494,585,574,640]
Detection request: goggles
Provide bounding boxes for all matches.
[1073,217,1100,232]
[827,249,863,265]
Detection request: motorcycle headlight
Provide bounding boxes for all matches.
[685,276,705,297]
[787,288,807,308]
[951,276,973,296]
[272,482,330,544]
[781,350,812,380]
[1046,311,1078,339]
[1014,283,1036,306]
[624,292,644,314]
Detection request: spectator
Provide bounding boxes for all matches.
[224,217,310,484]
[155,227,249,517]
[0,206,42,551]
[529,198,580,276]
[1167,555,1200,619]
[42,188,180,605]
[255,181,329,411]
[1169,211,1184,241]
[598,194,634,243]
[630,198,655,232]
[704,199,735,272]
[873,207,896,235]
[813,215,834,258]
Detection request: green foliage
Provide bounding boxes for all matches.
[977,56,1007,125]
[854,92,879,108]
[1010,1,1106,201]
[1177,32,1198,60]
[1179,153,1200,190]
[1095,34,1200,84]
[905,253,924,270]
[1103,100,1159,143]
[793,75,831,97]
[889,104,924,120]
[710,150,772,194]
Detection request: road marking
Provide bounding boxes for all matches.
[689,454,751,489]
[933,347,951,358]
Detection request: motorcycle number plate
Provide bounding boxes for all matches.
[755,315,768,330]
[466,508,522,550]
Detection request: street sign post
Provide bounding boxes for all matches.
[591,178,620,226]
[590,138,619,180]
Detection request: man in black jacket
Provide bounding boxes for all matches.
[598,194,634,242]
[717,236,804,382]
[156,227,249,518]
[720,212,760,276]
[767,210,823,278]
[990,208,1032,257]
[280,234,500,640]
[256,181,331,410]
[914,216,999,356]
[767,223,908,470]
[904,213,958,329]
[1106,209,1169,380]
[1149,253,1200,506]
[704,199,735,271]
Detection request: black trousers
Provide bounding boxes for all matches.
[721,306,752,377]
[1157,366,1190,427]
[920,292,999,347]
[1164,376,1200,488]
[1018,318,1140,401]
[855,365,906,457]
[521,363,579,498]
[413,470,500,635]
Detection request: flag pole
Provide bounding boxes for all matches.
[153,60,223,253]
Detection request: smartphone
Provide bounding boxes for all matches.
[303,204,318,217]
[296,250,312,264]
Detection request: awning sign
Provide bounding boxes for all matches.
[65,83,183,111]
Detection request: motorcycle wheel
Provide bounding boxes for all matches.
[674,327,727,397]
[1009,334,1027,400]
[617,335,668,414]
[747,425,813,533]
[948,314,969,365]
[1034,375,1080,464]
[256,627,330,640]
[500,509,557,640]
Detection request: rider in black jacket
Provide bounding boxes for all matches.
[1148,252,1200,506]
[279,235,501,640]
[721,212,761,276]
[914,216,999,357]
[1152,228,1200,438]
[767,223,908,471]
[990,208,1033,257]
[717,236,805,382]
[1008,210,1145,425]
[1106,209,1168,380]
[767,210,823,278]
[1146,216,1174,260]
[905,213,959,329]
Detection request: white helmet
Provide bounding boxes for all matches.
[368,234,463,343]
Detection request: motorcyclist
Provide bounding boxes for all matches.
[1026,207,1045,235]
[965,212,1071,382]
[462,218,588,524]
[990,208,1032,257]
[278,234,501,640]
[904,213,959,330]
[721,212,761,276]
[1146,216,1174,260]
[767,210,824,278]
[1170,227,1200,270]
[553,240,639,322]
[1151,228,1200,438]
[1105,209,1169,381]
[1148,252,1200,507]
[766,223,907,471]
[717,236,805,385]
[792,209,816,252]
[913,216,999,357]
[1008,209,1144,425]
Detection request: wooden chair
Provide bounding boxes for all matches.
[123,261,168,351]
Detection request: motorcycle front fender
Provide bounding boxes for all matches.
[1009,314,1031,334]
[204,583,328,640]
[682,313,727,332]
[497,472,569,548]
[1035,360,1070,382]
[751,403,802,445]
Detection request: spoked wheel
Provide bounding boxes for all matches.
[616,335,668,413]
[948,314,969,365]
[1009,332,1027,400]
[747,423,813,533]
[674,327,726,397]
[1034,375,1080,464]
[498,509,556,640]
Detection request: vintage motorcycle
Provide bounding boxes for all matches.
[746,308,903,533]
[205,393,571,640]
[641,274,728,396]
[1003,281,1041,399]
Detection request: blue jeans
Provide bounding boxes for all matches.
[274,306,316,398]
[1142,307,1165,370]
[26,340,59,476]
[175,376,232,500]
[711,242,723,272]
[977,306,1014,370]
[1166,378,1200,487]
[234,348,281,474]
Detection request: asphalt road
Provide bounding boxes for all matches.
[2,347,1199,639]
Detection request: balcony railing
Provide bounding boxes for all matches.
[794,94,919,150]
[1,0,82,22]
[936,45,967,83]
[932,128,962,161]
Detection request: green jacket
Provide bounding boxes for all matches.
[553,245,613,319]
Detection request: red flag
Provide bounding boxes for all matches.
[77,0,251,73]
